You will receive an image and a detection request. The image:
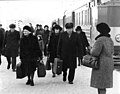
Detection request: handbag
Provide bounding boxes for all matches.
[16,62,26,79]
[82,54,99,69]
[37,60,46,77]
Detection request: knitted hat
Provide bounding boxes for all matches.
[9,24,16,28]
[65,23,73,29]
[23,25,32,32]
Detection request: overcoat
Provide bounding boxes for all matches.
[48,33,60,63]
[0,28,5,50]
[20,34,42,75]
[57,31,83,70]
[3,30,20,57]
[77,32,89,57]
[90,36,114,88]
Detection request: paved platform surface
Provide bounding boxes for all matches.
[0,56,120,94]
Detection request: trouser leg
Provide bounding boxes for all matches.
[44,43,47,56]
[30,71,35,86]
[78,57,80,66]
[6,57,11,69]
[68,68,75,82]
[63,68,67,81]
[0,54,1,65]
[12,57,16,70]
[30,71,35,81]
[98,88,106,94]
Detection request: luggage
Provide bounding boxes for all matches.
[16,62,26,79]
[37,60,46,77]
[53,58,63,75]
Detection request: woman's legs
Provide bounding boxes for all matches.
[78,57,83,66]
[26,71,35,86]
[6,57,11,69]
[26,75,31,85]
[52,63,56,77]
[30,71,35,86]
[98,88,106,94]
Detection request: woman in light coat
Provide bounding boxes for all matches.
[90,23,114,94]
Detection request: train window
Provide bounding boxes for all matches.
[75,13,78,26]
[83,10,85,25]
[85,10,88,25]
[88,8,90,25]
[80,12,82,25]
[81,11,83,25]
[79,12,80,25]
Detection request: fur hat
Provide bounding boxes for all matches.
[23,25,32,32]
[44,25,49,28]
[54,25,61,30]
[75,26,82,31]
[65,23,73,29]
[9,24,16,28]
[96,23,110,34]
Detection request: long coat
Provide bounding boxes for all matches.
[0,28,5,50]
[90,36,114,88]
[57,31,83,70]
[20,34,42,75]
[3,30,20,57]
[77,32,89,57]
[48,33,60,63]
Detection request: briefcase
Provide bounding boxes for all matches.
[53,58,63,75]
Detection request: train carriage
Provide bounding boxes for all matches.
[53,0,120,60]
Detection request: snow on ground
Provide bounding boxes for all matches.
[0,56,120,94]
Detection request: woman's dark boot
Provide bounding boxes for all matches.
[26,79,31,85]
[30,80,34,86]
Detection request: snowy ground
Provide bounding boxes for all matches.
[0,56,120,94]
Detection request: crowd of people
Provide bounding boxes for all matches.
[0,22,114,94]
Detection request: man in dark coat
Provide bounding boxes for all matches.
[0,24,5,65]
[3,24,20,71]
[43,25,50,56]
[57,23,83,84]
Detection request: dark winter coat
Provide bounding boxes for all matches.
[57,31,83,70]
[3,30,20,57]
[90,35,114,88]
[42,30,50,44]
[77,32,89,57]
[20,34,42,75]
[0,28,5,49]
[48,33,60,63]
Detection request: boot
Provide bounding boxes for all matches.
[30,80,34,86]
[26,79,31,85]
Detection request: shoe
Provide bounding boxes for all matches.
[12,69,16,72]
[26,80,31,85]
[78,63,80,66]
[7,64,10,69]
[63,76,66,82]
[69,81,73,84]
[52,74,56,78]
[30,80,34,86]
